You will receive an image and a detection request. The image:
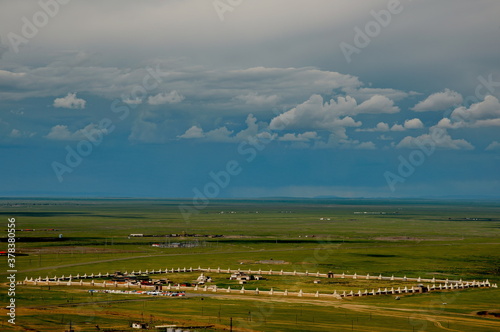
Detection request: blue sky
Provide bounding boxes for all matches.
[0,0,499,198]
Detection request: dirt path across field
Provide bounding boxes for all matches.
[211,294,500,331]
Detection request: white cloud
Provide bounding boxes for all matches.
[486,141,500,151]
[45,123,109,141]
[357,122,390,132]
[204,127,235,142]
[412,89,463,111]
[9,129,21,138]
[256,132,277,141]
[269,94,400,135]
[436,95,500,129]
[269,94,362,131]
[434,118,464,129]
[177,114,271,143]
[390,124,405,132]
[122,97,143,105]
[312,129,375,150]
[358,118,423,132]
[9,129,35,138]
[396,128,474,150]
[53,93,86,109]
[147,91,184,105]
[279,132,319,142]
[178,126,204,139]
[403,118,424,129]
[0,64,363,107]
[45,125,74,140]
[375,122,390,132]
[451,95,500,121]
[235,114,261,141]
[356,95,399,114]
[472,118,500,127]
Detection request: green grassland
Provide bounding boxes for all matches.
[0,198,499,331]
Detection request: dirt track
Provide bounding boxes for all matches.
[211,294,500,332]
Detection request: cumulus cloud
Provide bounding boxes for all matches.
[178,126,204,139]
[188,127,235,142]
[412,89,463,111]
[355,141,376,150]
[358,122,390,132]
[326,138,376,150]
[8,127,36,138]
[53,93,86,109]
[269,94,399,133]
[451,95,500,121]
[177,114,273,143]
[486,141,500,151]
[266,94,400,149]
[9,129,35,138]
[356,95,399,114]
[147,91,184,105]
[390,124,405,132]
[235,114,260,141]
[312,129,375,150]
[396,128,474,150]
[435,95,500,129]
[45,123,109,141]
[9,129,22,138]
[435,118,464,129]
[358,118,424,132]
[45,125,74,140]
[403,118,424,129]
[269,94,361,131]
[375,122,390,132]
[279,132,320,142]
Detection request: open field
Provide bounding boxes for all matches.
[1,198,499,331]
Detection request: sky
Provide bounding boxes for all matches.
[0,0,499,199]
